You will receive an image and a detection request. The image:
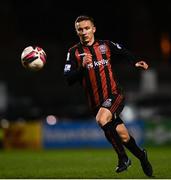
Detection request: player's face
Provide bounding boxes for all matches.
[75,20,96,46]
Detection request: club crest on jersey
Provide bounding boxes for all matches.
[99,45,106,54]
[102,98,112,108]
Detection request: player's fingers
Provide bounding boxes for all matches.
[82,57,92,67]
[85,55,92,61]
[143,64,148,69]
[86,53,92,57]
[135,62,148,69]
[84,54,92,62]
[83,56,91,62]
[135,62,142,67]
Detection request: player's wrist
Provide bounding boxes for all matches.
[82,59,86,67]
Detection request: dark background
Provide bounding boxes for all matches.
[0,0,171,120]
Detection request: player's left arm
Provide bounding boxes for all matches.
[108,41,149,69]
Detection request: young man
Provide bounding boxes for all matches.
[64,15,153,177]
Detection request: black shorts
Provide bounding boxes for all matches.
[93,93,125,123]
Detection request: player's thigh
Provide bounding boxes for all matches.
[116,123,130,142]
[101,94,125,119]
[96,107,112,126]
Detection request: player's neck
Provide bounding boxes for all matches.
[82,37,95,46]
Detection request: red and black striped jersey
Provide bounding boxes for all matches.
[64,40,138,109]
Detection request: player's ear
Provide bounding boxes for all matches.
[93,26,96,33]
[75,29,80,37]
[75,24,79,35]
[75,29,79,35]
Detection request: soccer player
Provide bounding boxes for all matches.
[64,15,153,177]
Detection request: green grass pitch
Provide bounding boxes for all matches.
[0,146,170,179]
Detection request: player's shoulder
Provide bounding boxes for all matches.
[98,39,110,44]
[103,40,119,45]
[98,39,117,47]
[68,42,80,52]
[107,40,124,50]
[98,40,125,52]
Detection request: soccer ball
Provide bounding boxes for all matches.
[21,46,47,71]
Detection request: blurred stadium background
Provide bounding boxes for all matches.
[0,0,171,178]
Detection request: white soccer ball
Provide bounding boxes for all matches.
[21,46,47,71]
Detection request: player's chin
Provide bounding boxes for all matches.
[82,37,89,43]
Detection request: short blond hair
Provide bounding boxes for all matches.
[75,15,95,26]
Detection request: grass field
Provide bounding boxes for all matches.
[0,146,170,179]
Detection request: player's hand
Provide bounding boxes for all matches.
[82,53,92,67]
[135,61,149,70]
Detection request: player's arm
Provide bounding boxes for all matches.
[108,41,149,70]
[64,48,84,85]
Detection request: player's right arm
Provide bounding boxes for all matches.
[64,48,84,85]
